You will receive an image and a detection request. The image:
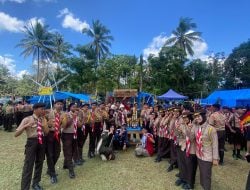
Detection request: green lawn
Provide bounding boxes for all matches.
[0,129,248,190]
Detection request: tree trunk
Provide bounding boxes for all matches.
[37,47,40,83]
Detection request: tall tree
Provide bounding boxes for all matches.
[224,40,250,89]
[164,17,202,56]
[82,20,114,71]
[16,20,55,82]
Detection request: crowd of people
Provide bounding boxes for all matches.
[1,99,250,190]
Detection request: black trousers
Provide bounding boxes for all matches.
[89,122,102,154]
[77,127,84,160]
[45,131,61,177]
[61,133,77,171]
[170,140,178,165]
[246,170,250,190]
[4,113,13,131]
[21,138,45,190]
[157,137,170,159]
[176,147,187,180]
[184,154,197,188]
[198,158,212,190]
[16,112,23,126]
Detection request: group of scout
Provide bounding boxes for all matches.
[15,100,131,190]
[0,100,33,132]
[13,99,250,190]
[138,103,250,190]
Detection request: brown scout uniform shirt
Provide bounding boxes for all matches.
[16,114,49,138]
[208,111,226,131]
[62,111,82,134]
[47,110,65,131]
[191,122,219,162]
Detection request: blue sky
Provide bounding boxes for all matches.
[0,0,250,77]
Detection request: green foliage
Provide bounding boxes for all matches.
[224,39,250,89]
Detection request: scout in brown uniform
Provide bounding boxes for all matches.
[78,103,90,162]
[89,102,103,158]
[16,101,24,126]
[208,103,226,165]
[167,108,180,172]
[15,103,49,190]
[174,113,188,187]
[61,103,81,178]
[228,106,245,159]
[191,110,219,190]
[4,101,15,132]
[46,100,66,184]
[183,113,197,190]
[75,106,84,165]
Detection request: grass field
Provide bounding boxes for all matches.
[0,129,249,190]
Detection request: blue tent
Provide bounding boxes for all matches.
[201,89,250,107]
[158,89,188,100]
[28,91,91,104]
[136,91,154,108]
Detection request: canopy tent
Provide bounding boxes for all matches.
[158,89,188,100]
[28,91,91,104]
[201,89,250,108]
[136,91,154,109]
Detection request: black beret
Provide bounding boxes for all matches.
[54,99,64,104]
[82,103,89,107]
[33,103,46,109]
[91,102,97,105]
[212,103,221,109]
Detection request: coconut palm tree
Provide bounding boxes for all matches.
[164,17,202,56]
[82,20,114,70]
[16,20,55,82]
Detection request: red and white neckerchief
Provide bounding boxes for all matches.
[37,118,43,144]
[73,114,78,139]
[54,112,60,142]
[91,110,95,132]
[196,127,203,157]
[185,136,191,157]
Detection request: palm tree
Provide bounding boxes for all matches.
[16,20,55,82]
[52,32,72,73]
[82,20,114,71]
[164,17,202,56]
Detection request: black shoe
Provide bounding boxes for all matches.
[69,170,75,179]
[182,183,193,190]
[32,183,43,190]
[79,158,85,163]
[167,165,174,172]
[89,152,95,158]
[154,158,162,162]
[175,173,180,177]
[75,160,83,166]
[175,178,184,186]
[50,176,57,184]
[219,161,224,166]
[237,154,245,160]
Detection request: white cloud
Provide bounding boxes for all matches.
[0,12,25,32]
[0,55,16,74]
[143,33,208,60]
[0,55,31,79]
[0,11,45,33]
[143,34,172,59]
[16,70,30,79]
[58,8,90,33]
